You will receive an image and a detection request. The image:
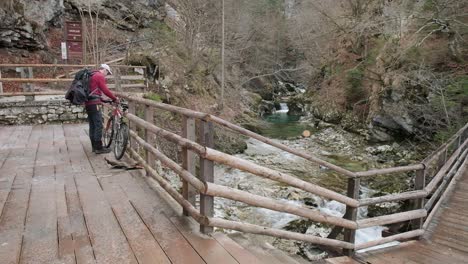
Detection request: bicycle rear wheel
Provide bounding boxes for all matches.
[103,116,114,148]
[114,122,129,160]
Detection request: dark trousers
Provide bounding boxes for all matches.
[86,104,103,147]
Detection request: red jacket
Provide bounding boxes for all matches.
[85,71,117,106]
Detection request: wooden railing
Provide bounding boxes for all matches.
[111,92,468,256]
[0,64,148,94]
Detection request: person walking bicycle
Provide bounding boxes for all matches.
[86,64,118,154]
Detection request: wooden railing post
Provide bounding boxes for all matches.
[199,120,214,234]
[128,101,137,151]
[343,177,360,256]
[182,116,196,216]
[144,104,155,171]
[17,67,34,101]
[115,67,122,91]
[412,167,426,232]
[0,69,3,94]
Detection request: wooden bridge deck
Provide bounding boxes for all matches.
[0,124,281,264]
[334,161,468,264]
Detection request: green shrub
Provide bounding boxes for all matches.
[144,92,163,102]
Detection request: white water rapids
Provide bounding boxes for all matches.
[213,138,400,255]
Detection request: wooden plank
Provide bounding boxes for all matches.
[63,125,138,264]
[100,179,172,264]
[417,243,468,262]
[325,256,360,264]
[108,84,146,89]
[77,138,171,264]
[0,126,38,264]
[53,125,76,264]
[432,237,468,253]
[20,165,58,264]
[63,173,96,264]
[76,128,206,264]
[112,173,206,264]
[170,216,238,264]
[228,233,285,264]
[0,126,25,224]
[211,233,262,264]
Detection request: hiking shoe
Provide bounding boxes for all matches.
[95,147,112,154]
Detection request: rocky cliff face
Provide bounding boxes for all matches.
[0,0,166,51]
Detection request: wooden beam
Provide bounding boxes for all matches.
[144,104,155,170]
[127,147,207,225]
[205,183,357,229]
[0,70,3,93]
[0,92,65,97]
[182,117,197,216]
[204,148,359,208]
[207,115,357,178]
[208,218,354,249]
[0,78,73,82]
[0,63,145,68]
[343,178,360,256]
[357,209,427,229]
[128,130,205,192]
[355,164,424,178]
[411,164,426,231]
[359,190,427,207]
[355,229,424,250]
[199,120,214,234]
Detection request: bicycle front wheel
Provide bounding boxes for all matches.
[103,116,114,148]
[114,122,129,160]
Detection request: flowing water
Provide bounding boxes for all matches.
[258,104,315,139]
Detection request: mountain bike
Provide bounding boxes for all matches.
[102,99,129,160]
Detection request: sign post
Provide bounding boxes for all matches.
[65,21,83,63]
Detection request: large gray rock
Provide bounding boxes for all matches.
[0,0,166,50]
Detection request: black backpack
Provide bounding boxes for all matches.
[65,69,96,105]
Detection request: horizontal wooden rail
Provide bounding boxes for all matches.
[127,147,207,225]
[205,182,357,229]
[129,130,206,192]
[108,84,146,89]
[205,148,359,207]
[0,78,73,82]
[207,218,355,249]
[355,229,425,250]
[0,92,65,97]
[126,113,206,153]
[355,164,424,178]
[0,63,146,68]
[356,209,427,228]
[107,75,145,80]
[359,190,427,207]
[208,115,358,178]
[424,148,468,211]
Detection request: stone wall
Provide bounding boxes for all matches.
[0,99,87,125]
